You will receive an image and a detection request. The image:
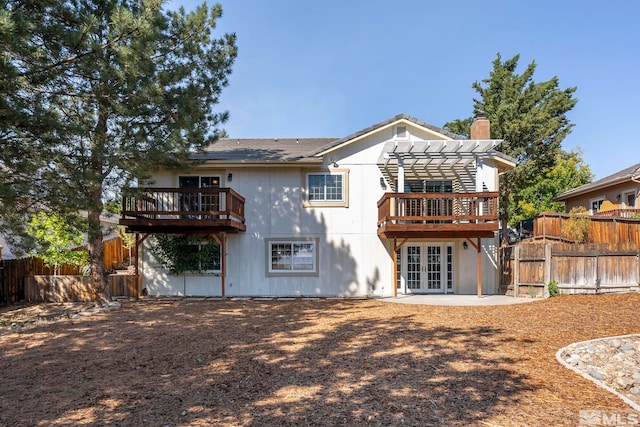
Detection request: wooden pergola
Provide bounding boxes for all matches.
[376,139,506,298]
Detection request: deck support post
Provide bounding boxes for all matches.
[393,238,397,298]
[477,237,482,298]
[221,233,226,298]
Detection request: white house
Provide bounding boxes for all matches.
[120,114,515,298]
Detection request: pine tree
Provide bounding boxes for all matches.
[0,1,237,303]
[445,53,578,243]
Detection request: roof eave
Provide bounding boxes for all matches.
[553,176,633,201]
[188,158,324,167]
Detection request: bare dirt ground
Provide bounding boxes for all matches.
[0,293,638,426]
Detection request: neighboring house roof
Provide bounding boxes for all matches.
[554,163,640,201]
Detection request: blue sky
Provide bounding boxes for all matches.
[167,0,639,180]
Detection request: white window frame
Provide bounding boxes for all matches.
[621,189,637,208]
[303,169,349,208]
[266,238,319,276]
[589,197,605,215]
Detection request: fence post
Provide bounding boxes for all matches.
[543,244,552,297]
[513,246,520,297]
[637,251,640,292]
[595,254,600,294]
[0,260,6,306]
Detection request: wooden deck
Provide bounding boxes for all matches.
[120,188,246,234]
[377,192,499,239]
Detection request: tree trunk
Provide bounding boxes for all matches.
[89,109,111,306]
[88,203,110,306]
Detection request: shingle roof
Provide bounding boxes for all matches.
[191,138,337,162]
[190,114,464,163]
[554,163,640,201]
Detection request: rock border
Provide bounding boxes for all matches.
[556,334,640,412]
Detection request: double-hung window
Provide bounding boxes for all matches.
[304,170,348,207]
[266,239,319,276]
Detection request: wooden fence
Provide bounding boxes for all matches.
[501,241,640,297]
[0,236,136,305]
[24,274,137,303]
[533,212,640,244]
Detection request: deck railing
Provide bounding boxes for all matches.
[122,187,245,224]
[593,208,640,218]
[377,192,499,226]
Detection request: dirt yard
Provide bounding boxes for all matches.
[0,293,638,426]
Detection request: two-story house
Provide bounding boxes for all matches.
[120,114,515,298]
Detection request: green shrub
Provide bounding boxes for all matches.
[548,280,559,297]
[562,206,589,242]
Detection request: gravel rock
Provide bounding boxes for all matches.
[562,335,640,407]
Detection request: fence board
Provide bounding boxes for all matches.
[534,213,640,244]
[25,276,95,302]
[501,241,640,296]
[109,275,138,297]
[1,237,136,305]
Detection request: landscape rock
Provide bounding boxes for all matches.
[561,335,640,407]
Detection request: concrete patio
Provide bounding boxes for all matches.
[379,294,540,306]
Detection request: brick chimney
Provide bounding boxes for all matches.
[470,114,490,140]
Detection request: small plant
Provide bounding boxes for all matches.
[27,212,89,275]
[562,206,589,242]
[548,279,559,297]
[527,285,537,298]
[118,226,136,266]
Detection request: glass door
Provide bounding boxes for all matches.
[425,246,442,292]
[406,245,422,291]
[397,243,454,294]
[178,176,220,218]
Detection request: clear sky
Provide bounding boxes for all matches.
[167,0,640,180]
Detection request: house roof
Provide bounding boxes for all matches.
[308,113,463,157]
[554,163,640,201]
[192,138,336,163]
[190,113,503,165]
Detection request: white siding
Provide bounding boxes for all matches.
[140,122,502,297]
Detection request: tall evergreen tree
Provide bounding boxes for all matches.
[0,0,237,303]
[510,148,593,225]
[445,53,578,243]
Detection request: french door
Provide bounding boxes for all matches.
[397,243,454,294]
[178,176,221,218]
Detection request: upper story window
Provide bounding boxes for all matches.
[304,170,349,207]
[623,190,637,208]
[590,198,604,214]
[178,175,220,188]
